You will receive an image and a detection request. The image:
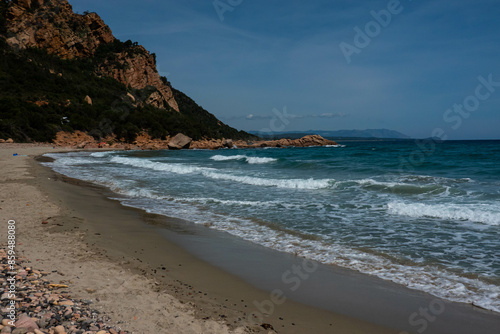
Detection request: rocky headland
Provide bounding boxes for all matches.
[47,131,338,150]
[0,0,338,150]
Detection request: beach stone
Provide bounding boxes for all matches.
[54,325,65,334]
[58,301,74,306]
[46,294,59,302]
[14,314,39,331]
[6,138,14,143]
[167,133,192,150]
[36,318,47,329]
[261,323,274,330]
[0,327,11,333]
[1,320,13,327]
[11,329,28,334]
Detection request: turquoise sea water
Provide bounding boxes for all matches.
[44,140,500,312]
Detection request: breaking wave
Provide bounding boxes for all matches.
[210,154,277,164]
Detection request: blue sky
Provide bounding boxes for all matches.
[70,0,500,139]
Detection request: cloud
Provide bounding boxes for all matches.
[224,112,346,121]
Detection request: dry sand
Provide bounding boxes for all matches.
[0,144,399,333]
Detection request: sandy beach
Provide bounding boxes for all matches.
[2,144,500,334]
[0,144,401,333]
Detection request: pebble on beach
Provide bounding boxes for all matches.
[0,248,129,334]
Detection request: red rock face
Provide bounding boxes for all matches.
[190,135,338,150]
[233,135,338,149]
[4,0,179,111]
[98,47,179,111]
[5,0,114,58]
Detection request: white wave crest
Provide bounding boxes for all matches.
[90,151,115,158]
[111,156,328,189]
[210,154,246,161]
[387,201,500,226]
[110,157,210,174]
[210,155,277,164]
[398,175,473,184]
[355,178,450,195]
[247,157,278,164]
[116,196,500,314]
[201,171,333,189]
[50,157,99,166]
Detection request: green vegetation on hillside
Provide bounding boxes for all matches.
[172,88,250,140]
[0,43,253,142]
[0,0,7,36]
[0,0,254,143]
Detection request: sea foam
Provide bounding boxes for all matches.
[387,201,500,226]
[90,151,114,158]
[111,157,330,189]
[110,157,210,174]
[201,171,333,189]
[355,178,449,195]
[42,149,500,314]
[116,195,500,314]
[210,154,277,164]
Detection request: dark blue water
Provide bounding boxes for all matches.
[44,140,500,312]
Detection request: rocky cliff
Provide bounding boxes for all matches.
[4,0,179,111]
[97,45,178,111]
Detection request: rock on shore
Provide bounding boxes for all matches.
[233,134,338,149]
[190,134,338,149]
[0,249,129,334]
[167,133,192,150]
[51,131,337,151]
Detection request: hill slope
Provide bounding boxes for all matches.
[0,0,253,142]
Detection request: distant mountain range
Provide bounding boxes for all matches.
[251,129,411,140]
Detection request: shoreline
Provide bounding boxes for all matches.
[49,131,339,150]
[39,151,500,334]
[1,144,396,333]
[2,144,500,333]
